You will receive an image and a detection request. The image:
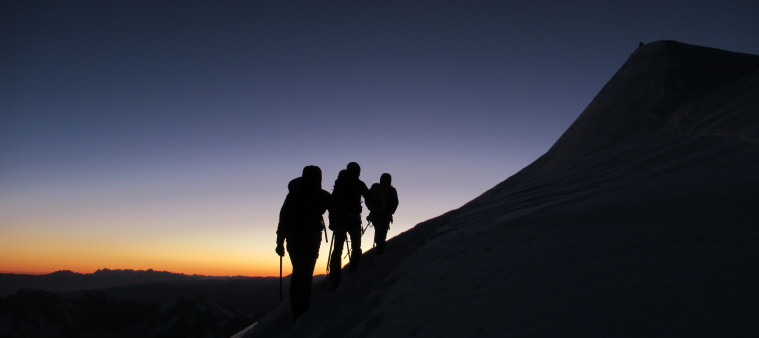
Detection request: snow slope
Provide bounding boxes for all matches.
[238,41,759,337]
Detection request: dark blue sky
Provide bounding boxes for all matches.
[2,0,758,275]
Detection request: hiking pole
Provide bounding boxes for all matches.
[362,221,371,235]
[326,232,335,272]
[279,255,283,303]
[345,236,351,260]
[321,217,328,243]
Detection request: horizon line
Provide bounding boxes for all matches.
[0,268,279,278]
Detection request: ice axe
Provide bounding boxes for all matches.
[279,255,283,303]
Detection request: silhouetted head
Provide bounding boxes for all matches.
[380,173,391,186]
[336,169,348,182]
[347,162,361,178]
[301,165,322,190]
[333,169,348,191]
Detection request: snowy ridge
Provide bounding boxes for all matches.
[239,41,759,337]
[486,40,759,185]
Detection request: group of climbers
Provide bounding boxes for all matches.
[274,162,398,320]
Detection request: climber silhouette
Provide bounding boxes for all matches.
[367,173,398,255]
[327,162,373,289]
[275,165,331,321]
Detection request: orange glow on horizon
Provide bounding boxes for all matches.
[1,207,407,278]
[0,261,284,277]
[0,233,287,277]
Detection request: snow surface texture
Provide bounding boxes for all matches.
[237,41,759,337]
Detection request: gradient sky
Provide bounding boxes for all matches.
[2,1,758,276]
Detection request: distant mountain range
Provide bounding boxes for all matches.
[0,269,289,337]
[0,269,245,296]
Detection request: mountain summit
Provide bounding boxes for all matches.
[505,40,759,178]
[240,41,759,337]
